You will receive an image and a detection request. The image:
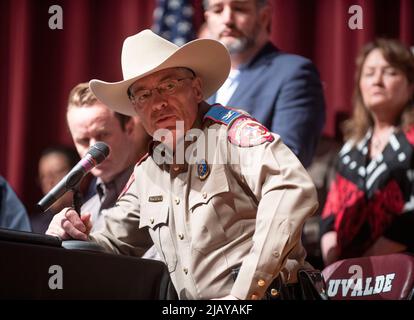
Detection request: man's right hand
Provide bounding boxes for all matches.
[46,208,92,241]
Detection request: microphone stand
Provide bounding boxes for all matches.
[62,178,105,252]
[63,183,105,252]
[71,184,83,216]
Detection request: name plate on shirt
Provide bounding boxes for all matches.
[148,195,163,202]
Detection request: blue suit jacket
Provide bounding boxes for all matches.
[208,42,326,168]
[0,176,31,232]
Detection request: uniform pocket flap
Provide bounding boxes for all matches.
[139,203,169,229]
[189,164,230,211]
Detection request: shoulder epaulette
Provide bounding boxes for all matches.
[203,104,245,127]
[204,104,273,147]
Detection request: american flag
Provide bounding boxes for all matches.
[152,0,195,46]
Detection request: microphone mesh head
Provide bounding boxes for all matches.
[88,142,110,164]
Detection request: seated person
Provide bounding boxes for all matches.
[321,38,414,266]
[65,83,151,233]
[46,30,318,300]
[0,175,31,231]
[31,145,84,234]
[204,0,326,168]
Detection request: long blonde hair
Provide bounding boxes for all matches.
[343,38,414,142]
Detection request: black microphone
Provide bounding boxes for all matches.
[37,142,110,212]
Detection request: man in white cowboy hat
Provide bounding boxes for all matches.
[46,29,318,300]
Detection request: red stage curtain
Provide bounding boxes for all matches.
[1,0,413,210]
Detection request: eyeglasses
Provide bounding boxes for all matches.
[128,77,194,108]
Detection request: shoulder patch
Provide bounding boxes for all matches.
[228,117,274,147]
[203,104,244,126]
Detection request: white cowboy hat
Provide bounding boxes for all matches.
[89,29,231,116]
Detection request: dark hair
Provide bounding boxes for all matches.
[40,145,80,168]
[203,0,267,10]
[343,38,414,142]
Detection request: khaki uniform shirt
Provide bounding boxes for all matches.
[90,105,318,300]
